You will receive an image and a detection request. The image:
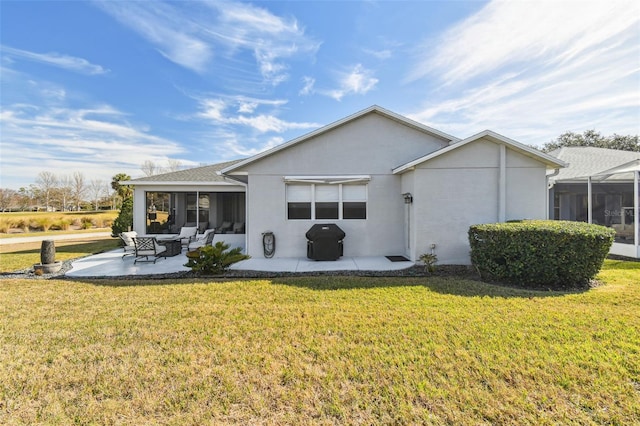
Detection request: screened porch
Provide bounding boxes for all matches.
[144,191,245,235]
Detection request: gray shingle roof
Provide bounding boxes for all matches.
[549,147,640,182]
[127,159,245,183]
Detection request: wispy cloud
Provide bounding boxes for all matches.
[0,45,108,75]
[196,95,320,133]
[0,93,188,186]
[192,95,321,159]
[299,76,315,96]
[408,0,640,145]
[321,64,379,101]
[95,0,319,85]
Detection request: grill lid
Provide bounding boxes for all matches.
[305,223,345,240]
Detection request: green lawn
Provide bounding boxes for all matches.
[0,238,120,273]
[1,261,638,424]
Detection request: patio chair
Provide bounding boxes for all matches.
[176,226,198,250]
[216,221,233,233]
[187,229,216,251]
[133,237,167,264]
[119,231,138,259]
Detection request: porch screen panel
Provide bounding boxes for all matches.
[287,185,311,219]
[315,185,338,219]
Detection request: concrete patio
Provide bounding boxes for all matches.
[65,248,415,278]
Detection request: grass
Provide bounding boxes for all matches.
[1,261,638,424]
[0,237,119,273]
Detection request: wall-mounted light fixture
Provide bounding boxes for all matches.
[402,192,413,204]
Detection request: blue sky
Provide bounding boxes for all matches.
[1,0,639,190]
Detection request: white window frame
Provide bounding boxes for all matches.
[286,182,368,220]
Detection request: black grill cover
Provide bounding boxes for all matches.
[306,224,345,261]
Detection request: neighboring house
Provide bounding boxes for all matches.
[126,106,565,264]
[548,147,640,258]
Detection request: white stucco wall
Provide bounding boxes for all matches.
[407,139,548,264]
[237,112,450,258]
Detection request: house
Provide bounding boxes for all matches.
[548,147,640,258]
[126,106,565,265]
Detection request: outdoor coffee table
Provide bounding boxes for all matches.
[157,239,182,257]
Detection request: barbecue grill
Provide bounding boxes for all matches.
[305,224,345,261]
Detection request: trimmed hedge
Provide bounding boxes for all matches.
[469,220,615,289]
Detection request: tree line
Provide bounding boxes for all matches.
[0,172,128,213]
[539,130,638,152]
[0,159,185,212]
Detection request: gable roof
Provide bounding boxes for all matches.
[548,147,640,182]
[124,159,244,186]
[392,130,566,174]
[220,105,460,175]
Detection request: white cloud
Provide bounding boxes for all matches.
[95,0,319,84]
[94,1,212,73]
[322,64,379,101]
[364,48,392,60]
[409,0,638,85]
[408,0,640,145]
[299,76,315,96]
[0,45,109,75]
[196,96,320,133]
[0,102,186,187]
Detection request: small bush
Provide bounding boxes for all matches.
[59,218,72,230]
[419,253,438,274]
[80,217,95,229]
[112,198,133,236]
[469,220,615,289]
[185,241,249,275]
[34,217,54,232]
[15,218,29,232]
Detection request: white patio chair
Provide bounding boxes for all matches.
[176,226,198,249]
[187,229,216,251]
[119,231,137,259]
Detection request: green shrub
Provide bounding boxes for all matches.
[80,217,95,229]
[185,241,249,275]
[111,198,133,236]
[469,220,615,289]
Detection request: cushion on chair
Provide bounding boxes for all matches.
[120,231,137,246]
[177,227,198,238]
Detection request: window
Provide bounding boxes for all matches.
[286,183,367,220]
